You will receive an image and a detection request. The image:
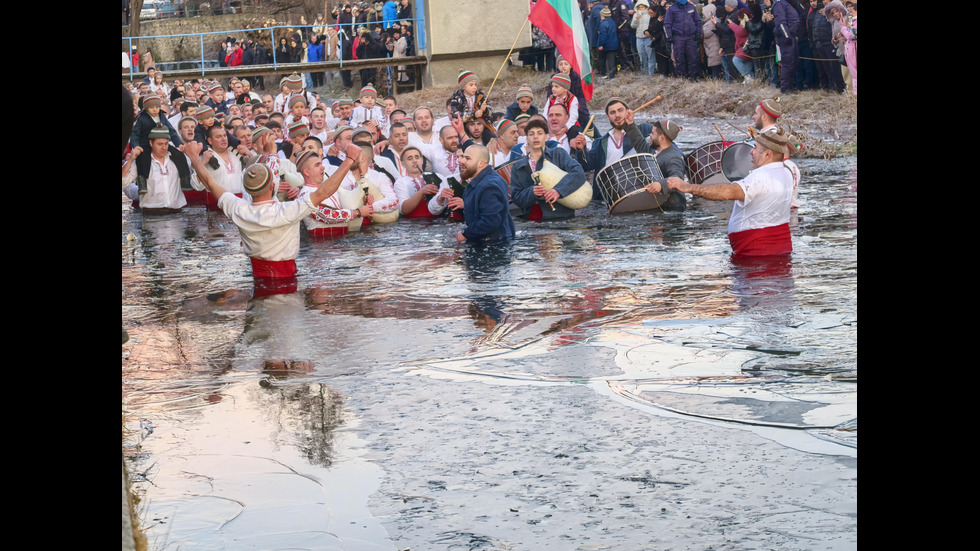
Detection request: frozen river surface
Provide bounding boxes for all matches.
[122,118,857,550]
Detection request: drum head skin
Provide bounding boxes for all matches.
[685,141,726,186]
[721,142,754,181]
[595,153,667,215]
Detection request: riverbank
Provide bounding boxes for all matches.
[311,66,857,159]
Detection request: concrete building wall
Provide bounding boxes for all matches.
[422,0,532,88]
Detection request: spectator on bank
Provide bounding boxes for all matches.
[307,35,325,88]
[701,3,723,80]
[597,7,619,79]
[631,1,654,76]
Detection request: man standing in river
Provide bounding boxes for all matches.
[454,144,516,244]
[662,128,796,256]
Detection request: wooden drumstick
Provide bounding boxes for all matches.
[633,95,663,113]
[714,123,726,142]
[581,115,596,138]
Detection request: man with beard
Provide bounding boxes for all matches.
[618,111,687,211]
[453,144,516,244]
[751,98,801,209]
[547,103,591,158]
[509,118,588,221]
[407,106,437,147]
[665,128,796,257]
[417,125,462,179]
[577,98,652,196]
[393,145,449,217]
[488,119,520,168]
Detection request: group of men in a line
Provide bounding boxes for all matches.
[123,66,801,286]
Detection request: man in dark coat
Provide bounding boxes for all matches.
[807,0,844,92]
[664,0,703,79]
[624,114,687,211]
[451,145,516,244]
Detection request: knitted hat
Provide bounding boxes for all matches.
[657,119,682,142]
[458,70,478,88]
[514,113,531,122]
[195,105,215,120]
[601,7,612,16]
[295,149,320,173]
[550,73,571,91]
[759,98,782,119]
[338,94,354,106]
[555,55,566,66]
[250,125,271,141]
[754,127,792,156]
[283,72,304,91]
[243,163,273,195]
[207,83,224,94]
[495,119,515,134]
[359,84,377,98]
[178,116,198,129]
[287,93,307,110]
[604,97,628,112]
[288,121,310,138]
[142,96,162,109]
[148,124,170,141]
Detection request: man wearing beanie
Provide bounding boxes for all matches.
[197,123,245,210]
[621,113,688,211]
[664,0,703,80]
[295,149,375,238]
[753,98,782,133]
[665,128,797,256]
[182,140,364,279]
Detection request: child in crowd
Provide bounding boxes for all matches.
[545,73,580,130]
[449,70,495,143]
[504,85,539,121]
[349,84,386,134]
[130,95,182,150]
[283,94,311,127]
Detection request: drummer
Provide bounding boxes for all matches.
[751,98,801,210]
[577,98,652,196]
[509,118,589,221]
[621,111,687,210]
[663,128,796,257]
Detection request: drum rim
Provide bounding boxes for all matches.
[721,141,755,181]
[608,188,662,214]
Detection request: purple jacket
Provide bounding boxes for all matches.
[664,2,703,41]
[772,0,801,41]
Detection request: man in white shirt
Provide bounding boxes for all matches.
[122,125,189,212]
[393,146,449,217]
[417,126,462,179]
[407,106,438,148]
[183,139,362,279]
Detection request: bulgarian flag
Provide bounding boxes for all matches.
[529,0,594,101]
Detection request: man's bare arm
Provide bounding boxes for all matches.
[667,177,745,201]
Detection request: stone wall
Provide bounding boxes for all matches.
[421,0,532,88]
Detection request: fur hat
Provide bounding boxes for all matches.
[754,127,792,156]
[458,70,478,88]
[759,98,782,119]
[656,119,682,142]
[295,150,320,173]
[250,125,271,141]
[823,0,847,18]
[243,163,273,195]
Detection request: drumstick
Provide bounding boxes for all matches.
[633,95,663,113]
[746,126,759,138]
[714,123,726,142]
[581,115,596,137]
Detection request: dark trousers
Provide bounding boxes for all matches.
[813,43,844,92]
[776,37,797,93]
[655,48,672,77]
[795,39,818,90]
[601,49,618,77]
[341,69,353,88]
[617,33,635,70]
[673,36,699,79]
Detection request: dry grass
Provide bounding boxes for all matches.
[315,66,857,159]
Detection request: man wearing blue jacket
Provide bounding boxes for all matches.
[768,0,800,93]
[664,0,703,80]
[453,145,516,244]
[383,0,399,29]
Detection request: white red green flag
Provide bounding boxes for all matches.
[528,0,594,101]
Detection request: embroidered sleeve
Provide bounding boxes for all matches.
[311,205,356,223]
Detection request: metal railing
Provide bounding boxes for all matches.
[123,17,426,82]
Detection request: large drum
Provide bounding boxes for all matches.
[685,141,727,186]
[721,141,754,182]
[594,153,666,214]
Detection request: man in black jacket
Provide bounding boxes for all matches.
[807,0,845,92]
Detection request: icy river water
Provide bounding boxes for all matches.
[122,116,857,551]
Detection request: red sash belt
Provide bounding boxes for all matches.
[728,223,792,257]
[308,226,349,238]
[406,197,438,218]
[527,203,544,221]
[183,190,208,205]
[249,256,298,279]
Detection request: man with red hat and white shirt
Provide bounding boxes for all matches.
[753,98,800,209]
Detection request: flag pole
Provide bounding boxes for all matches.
[483,16,532,106]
